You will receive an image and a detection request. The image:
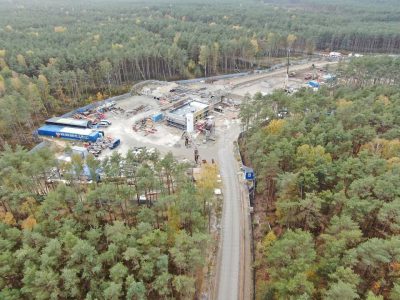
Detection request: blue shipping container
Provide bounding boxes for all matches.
[151,113,164,122]
[38,125,102,142]
[308,81,320,88]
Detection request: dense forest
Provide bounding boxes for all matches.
[0,147,220,299]
[1,0,400,147]
[1,0,400,299]
[239,56,400,299]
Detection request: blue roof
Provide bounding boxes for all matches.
[39,124,65,132]
[40,125,96,134]
[308,81,320,88]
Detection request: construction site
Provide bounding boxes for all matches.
[35,59,338,171]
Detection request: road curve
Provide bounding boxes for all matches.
[216,123,245,300]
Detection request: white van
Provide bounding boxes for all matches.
[98,120,112,127]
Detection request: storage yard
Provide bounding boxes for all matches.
[35,59,337,166]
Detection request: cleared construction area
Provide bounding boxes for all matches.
[35,59,337,165]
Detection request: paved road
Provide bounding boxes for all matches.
[216,123,247,300]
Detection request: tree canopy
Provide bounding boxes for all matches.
[0,148,216,299]
[241,57,400,299]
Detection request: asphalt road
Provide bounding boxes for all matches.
[216,123,245,300]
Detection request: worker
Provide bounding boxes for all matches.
[185,136,189,148]
[194,148,199,164]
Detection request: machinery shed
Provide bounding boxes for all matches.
[37,125,103,142]
[45,117,92,129]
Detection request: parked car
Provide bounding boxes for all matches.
[109,138,121,149]
[100,119,112,125]
[97,120,111,127]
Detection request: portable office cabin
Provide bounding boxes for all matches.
[45,117,92,129]
[37,125,103,142]
[151,113,164,122]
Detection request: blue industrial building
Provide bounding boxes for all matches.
[37,125,103,142]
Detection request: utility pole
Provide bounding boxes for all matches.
[312,63,316,80]
[284,48,290,89]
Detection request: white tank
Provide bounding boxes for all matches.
[186,113,194,133]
